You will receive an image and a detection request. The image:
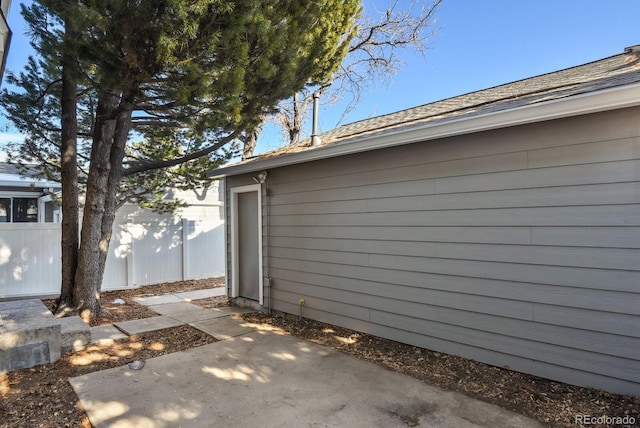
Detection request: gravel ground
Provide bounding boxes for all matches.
[2,279,223,428]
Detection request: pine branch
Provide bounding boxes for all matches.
[35,78,63,103]
[122,129,240,176]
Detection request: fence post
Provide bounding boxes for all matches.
[182,218,189,280]
[126,219,135,287]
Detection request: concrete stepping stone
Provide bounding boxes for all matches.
[148,302,218,323]
[133,288,226,307]
[160,305,255,324]
[190,315,256,341]
[133,294,184,306]
[166,309,223,324]
[174,288,226,301]
[114,316,182,335]
[193,306,255,317]
[148,301,201,316]
[59,316,91,352]
[221,307,255,315]
[90,325,129,345]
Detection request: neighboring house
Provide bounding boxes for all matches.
[0,164,225,298]
[211,45,640,395]
[0,162,61,223]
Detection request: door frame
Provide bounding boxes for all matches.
[230,184,263,304]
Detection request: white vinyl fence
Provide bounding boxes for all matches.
[0,219,225,299]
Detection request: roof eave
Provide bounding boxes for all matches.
[209,82,640,179]
[0,179,61,189]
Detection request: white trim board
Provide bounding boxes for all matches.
[229,184,264,305]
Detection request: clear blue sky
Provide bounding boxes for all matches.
[2,0,639,156]
[257,0,640,153]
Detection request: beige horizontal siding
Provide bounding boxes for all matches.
[269,258,638,312]
[270,225,533,244]
[269,182,640,214]
[272,270,534,320]
[435,243,640,271]
[435,159,640,193]
[270,205,640,227]
[270,233,640,271]
[527,136,640,168]
[269,136,640,197]
[270,225,640,248]
[227,106,640,395]
[531,226,640,248]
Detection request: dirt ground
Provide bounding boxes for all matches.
[1,278,638,428]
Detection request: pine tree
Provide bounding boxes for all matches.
[2,0,360,321]
[247,0,441,152]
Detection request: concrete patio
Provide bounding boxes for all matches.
[70,317,544,428]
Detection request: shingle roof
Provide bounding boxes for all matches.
[317,45,640,143]
[0,162,60,188]
[214,45,640,175]
[0,162,21,175]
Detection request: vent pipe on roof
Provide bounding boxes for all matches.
[311,91,322,146]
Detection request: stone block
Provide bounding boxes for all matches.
[0,299,61,374]
[8,342,50,371]
[59,316,91,352]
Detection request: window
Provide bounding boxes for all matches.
[0,197,39,222]
[14,198,38,222]
[44,200,56,222]
[0,198,9,222]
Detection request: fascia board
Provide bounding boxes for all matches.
[210,83,640,178]
[0,180,35,188]
[0,190,44,197]
[0,179,61,188]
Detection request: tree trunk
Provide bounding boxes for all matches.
[241,122,262,159]
[56,11,79,316]
[288,93,302,145]
[96,106,133,293]
[73,90,132,321]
